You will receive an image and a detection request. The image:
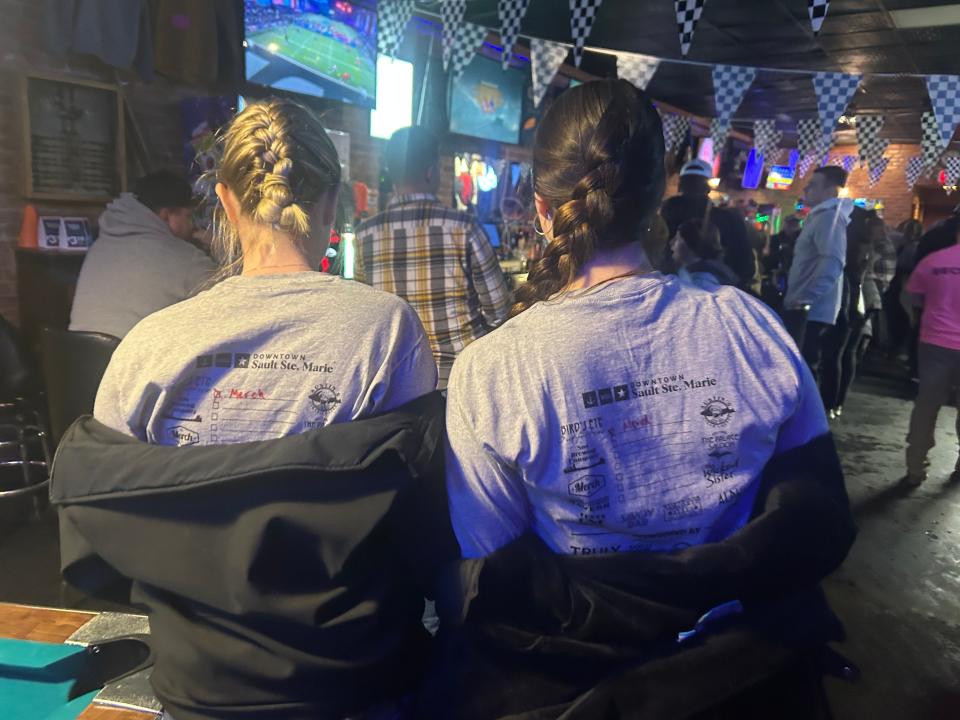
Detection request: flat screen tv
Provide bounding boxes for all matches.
[244,0,378,108]
[449,54,525,144]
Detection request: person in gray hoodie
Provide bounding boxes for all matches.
[782,166,853,381]
[69,170,216,339]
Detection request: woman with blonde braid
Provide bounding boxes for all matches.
[444,80,843,559]
[95,98,436,442]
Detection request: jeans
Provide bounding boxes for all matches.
[906,342,960,477]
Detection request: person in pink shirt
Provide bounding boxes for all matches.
[903,222,960,486]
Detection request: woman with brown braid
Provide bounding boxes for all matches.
[95,97,437,443]
[444,80,835,558]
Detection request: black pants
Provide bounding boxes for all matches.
[783,309,832,382]
[820,314,852,411]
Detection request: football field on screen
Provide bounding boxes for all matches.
[248,17,375,95]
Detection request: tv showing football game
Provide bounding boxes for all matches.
[449,54,525,145]
[245,0,378,108]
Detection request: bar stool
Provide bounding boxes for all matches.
[39,327,120,447]
[0,315,52,503]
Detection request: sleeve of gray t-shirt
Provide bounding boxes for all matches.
[444,337,537,558]
[367,306,438,413]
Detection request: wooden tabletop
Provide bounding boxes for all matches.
[0,602,157,719]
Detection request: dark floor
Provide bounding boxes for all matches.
[1,356,959,718]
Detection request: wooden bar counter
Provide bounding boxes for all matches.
[0,602,156,719]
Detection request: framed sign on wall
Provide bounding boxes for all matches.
[22,73,126,201]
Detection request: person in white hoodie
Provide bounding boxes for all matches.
[69,170,216,339]
[782,165,853,381]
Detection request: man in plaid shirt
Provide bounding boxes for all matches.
[355,127,510,388]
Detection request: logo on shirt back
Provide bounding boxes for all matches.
[309,383,342,422]
[700,397,736,427]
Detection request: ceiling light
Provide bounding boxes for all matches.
[707,177,721,189]
[889,5,960,29]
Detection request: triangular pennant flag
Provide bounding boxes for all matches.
[926,75,960,150]
[753,120,782,160]
[710,118,730,161]
[922,110,946,170]
[569,0,604,67]
[662,113,690,153]
[855,115,884,166]
[842,155,857,173]
[869,156,890,186]
[530,38,569,108]
[905,155,925,190]
[796,118,823,160]
[808,0,830,34]
[712,65,757,124]
[617,52,660,90]
[378,0,416,59]
[442,0,468,72]
[812,71,862,150]
[675,0,706,57]
[498,0,531,69]
[450,22,489,80]
[797,153,819,178]
[946,155,960,191]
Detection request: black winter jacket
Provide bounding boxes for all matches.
[417,433,856,720]
[51,391,457,720]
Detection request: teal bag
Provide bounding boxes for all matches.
[0,638,100,720]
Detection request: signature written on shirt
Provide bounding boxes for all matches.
[213,388,268,400]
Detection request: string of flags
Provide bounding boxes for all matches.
[381,0,960,192]
[440,0,466,72]
[498,0,531,70]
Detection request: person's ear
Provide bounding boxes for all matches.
[317,184,340,228]
[215,183,242,226]
[534,193,553,235]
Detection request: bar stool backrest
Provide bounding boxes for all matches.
[40,328,120,446]
[0,314,33,401]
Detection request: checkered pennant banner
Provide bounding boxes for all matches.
[926,75,960,150]
[796,118,823,160]
[828,155,856,173]
[753,119,782,162]
[675,0,706,57]
[662,113,690,153]
[808,0,830,34]
[868,156,890,187]
[855,115,885,167]
[450,22,489,80]
[713,65,757,124]
[905,155,926,190]
[946,155,960,192]
[797,153,819,178]
[812,72,861,149]
[710,119,730,161]
[498,0,530,69]
[378,0,415,58]
[569,0,604,68]
[617,52,660,91]
[441,0,467,72]
[922,110,945,170]
[530,38,569,107]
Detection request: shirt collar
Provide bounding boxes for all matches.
[388,193,440,209]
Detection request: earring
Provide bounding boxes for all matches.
[534,216,547,237]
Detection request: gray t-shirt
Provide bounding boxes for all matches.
[95,272,438,444]
[445,274,828,558]
[71,194,216,339]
